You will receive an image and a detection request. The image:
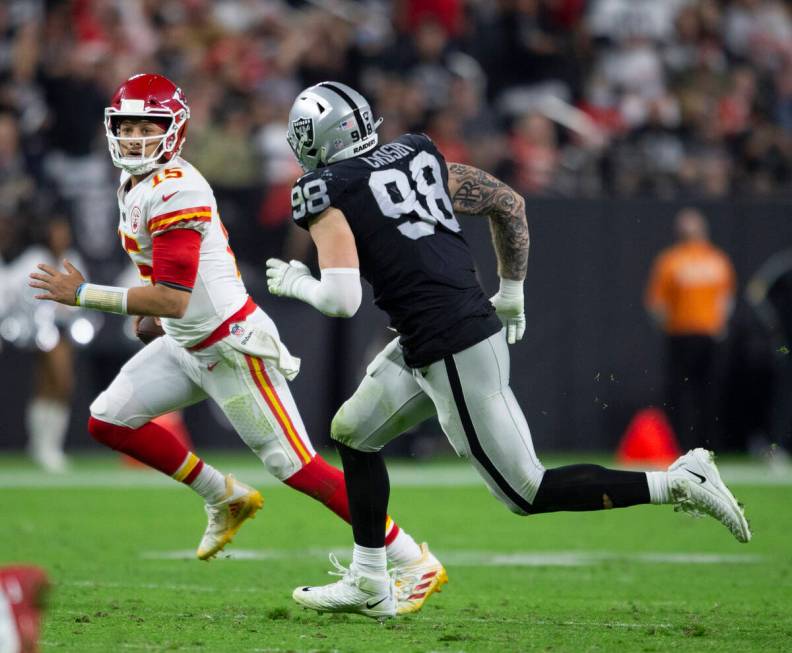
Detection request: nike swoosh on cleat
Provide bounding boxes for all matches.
[366,596,388,609]
[686,469,707,484]
[162,191,179,202]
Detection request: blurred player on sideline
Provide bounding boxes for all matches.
[1,217,86,472]
[267,82,752,620]
[28,75,442,613]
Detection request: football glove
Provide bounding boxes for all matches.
[490,278,526,345]
[266,258,312,298]
[266,258,362,317]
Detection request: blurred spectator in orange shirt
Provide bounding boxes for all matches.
[645,208,736,448]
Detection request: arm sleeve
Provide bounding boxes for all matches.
[291,267,362,317]
[151,228,201,292]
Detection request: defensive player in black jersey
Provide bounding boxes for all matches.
[266,82,751,620]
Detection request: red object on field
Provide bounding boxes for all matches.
[122,412,194,468]
[0,565,49,653]
[616,407,681,468]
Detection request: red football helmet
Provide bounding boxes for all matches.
[104,73,190,175]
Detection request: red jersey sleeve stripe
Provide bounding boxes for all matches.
[149,206,212,231]
[150,214,211,234]
[149,205,212,223]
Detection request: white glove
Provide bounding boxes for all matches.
[266,258,362,317]
[490,278,526,345]
[266,258,312,298]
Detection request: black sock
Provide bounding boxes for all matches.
[336,442,389,548]
[531,465,650,512]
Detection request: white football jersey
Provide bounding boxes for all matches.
[116,157,248,347]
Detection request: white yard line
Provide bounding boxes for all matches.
[469,617,675,629]
[50,548,759,601]
[1,463,790,488]
[63,579,261,594]
[138,548,762,567]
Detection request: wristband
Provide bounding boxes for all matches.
[75,283,129,314]
[498,278,524,301]
[74,283,86,306]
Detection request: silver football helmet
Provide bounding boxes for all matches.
[287,81,383,171]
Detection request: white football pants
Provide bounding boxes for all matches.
[331,329,546,513]
[89,309,315,480]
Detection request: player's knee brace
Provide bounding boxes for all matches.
[88,391,126,428]
[330,407,376,451]
[329,409,353,445]
[261,449,297,480]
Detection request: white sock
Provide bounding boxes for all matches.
[188,462,227,504]
[386,530,422,567]
[27,398,69,461]
[352,544,387,578]
[646,471,672,504]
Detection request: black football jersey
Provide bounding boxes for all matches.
[291,133,501,367]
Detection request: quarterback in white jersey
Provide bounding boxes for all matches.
[28,74,441,611]
[116,157,248,348]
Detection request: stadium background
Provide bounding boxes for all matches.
[1,0,791,458]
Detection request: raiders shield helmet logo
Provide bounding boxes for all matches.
[292,117,314,148]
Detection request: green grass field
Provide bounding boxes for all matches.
[1,453,790,652]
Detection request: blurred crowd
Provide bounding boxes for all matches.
[0,0,791,275]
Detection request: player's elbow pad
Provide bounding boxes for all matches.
[301,268,361,317]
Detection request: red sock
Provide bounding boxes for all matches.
[284,455,400,545]
[88,416,204,483]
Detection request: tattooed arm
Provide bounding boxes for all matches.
[447,162,529,281]
[447,162,528,344]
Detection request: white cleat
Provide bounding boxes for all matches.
[394,543,448,615]
[292,554,396,621]
[668,448,751,543]
[196,475,263,560]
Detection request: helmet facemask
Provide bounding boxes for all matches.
[105,105,188,176]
